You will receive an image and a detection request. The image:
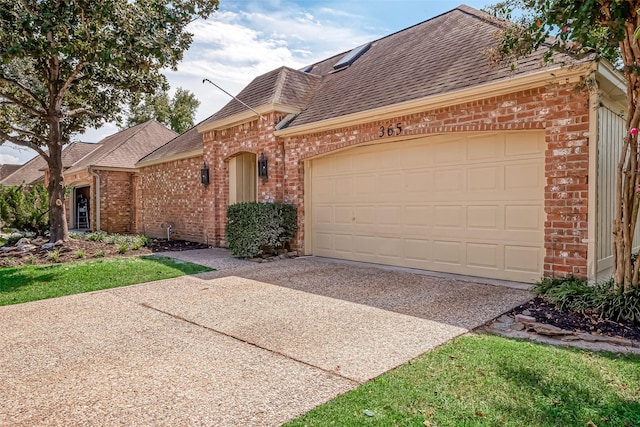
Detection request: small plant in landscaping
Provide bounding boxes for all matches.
[25,255,36,265]
[46,250,60,263]
[534,276,640,324]
[94,250,106,258]
[2,257,15,267]
[131,241,142,250]
[86,231,106,242]
[118,244,128,254]
[75,250,86,259]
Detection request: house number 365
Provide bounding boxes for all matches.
[379,123,402,137]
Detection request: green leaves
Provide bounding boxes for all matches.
[0,183,49,236]
[225,202,298,258]
[126,86,199,133]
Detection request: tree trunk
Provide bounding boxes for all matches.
[47,117,68,242]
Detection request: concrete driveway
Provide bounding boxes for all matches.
[0,250,531,426]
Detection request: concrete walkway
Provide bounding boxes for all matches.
[0,249,531,426]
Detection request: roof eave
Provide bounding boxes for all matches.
[197,103,302,133]
[135,148,204,168]
[275,63,594,137]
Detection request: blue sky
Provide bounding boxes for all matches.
[0,0,490,165]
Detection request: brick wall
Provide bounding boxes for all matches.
[198,83,590,278]
[137,156,208,243]
[100,170,134,234]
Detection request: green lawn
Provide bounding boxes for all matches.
[285,334,640,427]
[0,255,212,306]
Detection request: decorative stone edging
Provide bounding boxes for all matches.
[483,313,640,355]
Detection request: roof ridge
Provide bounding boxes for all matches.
[272,66,288,104]
[88,120,155,167]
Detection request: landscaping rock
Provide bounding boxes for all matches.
[16,238,30,246]
[42,243,55,250]
[20,244,37,253]
[510,322,525,331]
[1,246,10,252]
[532,323,574,336]
[514,314,536,325]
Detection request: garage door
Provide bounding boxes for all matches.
[309,132,545,283]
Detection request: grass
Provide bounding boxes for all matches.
[0,255,212,306]
[285,334,640,427]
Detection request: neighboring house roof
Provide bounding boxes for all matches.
[0,164,21,181]
[1,142,100,186]
[0,153,47,185]
[65,120,177,173]
[138,120,207,165]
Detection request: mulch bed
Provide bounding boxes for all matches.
[0,238,208,267]
[511,296,640,342]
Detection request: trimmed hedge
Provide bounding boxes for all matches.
[225,202,297,258]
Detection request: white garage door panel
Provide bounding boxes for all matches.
[310,132,545,282]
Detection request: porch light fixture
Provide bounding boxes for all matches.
[258,153,268,179]
[200,162,210,186]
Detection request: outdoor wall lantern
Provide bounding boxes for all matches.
[200,162,210,186]
[258,152,268,179]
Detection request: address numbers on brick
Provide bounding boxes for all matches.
[379,123,402,138]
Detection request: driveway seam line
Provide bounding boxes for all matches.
[138,302,362,386]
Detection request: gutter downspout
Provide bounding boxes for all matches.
[88,166,101,231]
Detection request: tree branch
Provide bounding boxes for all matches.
[64,107,102,118]
[0,76,47,111]
[0,91,45,116]
[0,130,49,160]
[56,61,89,106]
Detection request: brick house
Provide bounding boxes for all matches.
[61,120,176,233]
[136,5,627,283]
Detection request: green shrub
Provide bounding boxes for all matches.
[534,276,640,324]
[225,202,297,258]
[94,250,106,258]
[0,183,49,235]
[118,244,128,254]
[75,250,86,259]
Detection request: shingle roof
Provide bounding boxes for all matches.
[65,120,177,173]
[138,68,322,165]
[1,142,101,185]
[141,4,589,164]
[0,153,47,185]
[60,142,99,169]
[138,120,206,164]
[0,164,21,181]
[208,66,322,122]
[286,5,584,128]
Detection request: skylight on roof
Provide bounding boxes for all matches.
[333,43,371,70]
[299,64,313,73]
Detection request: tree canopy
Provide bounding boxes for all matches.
[126,87,200,134]
[0,0,218,241]
[489,0,640,291]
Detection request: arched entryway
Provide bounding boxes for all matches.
[228,152,257,204]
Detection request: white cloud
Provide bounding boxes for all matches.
[167,3,382,123]
[0,153,20,164]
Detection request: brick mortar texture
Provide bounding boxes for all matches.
[137,156,209,243]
